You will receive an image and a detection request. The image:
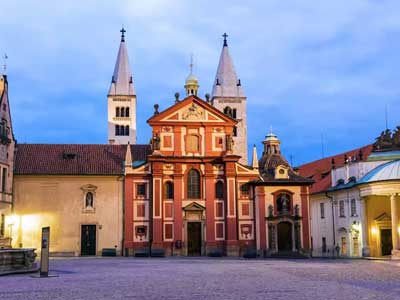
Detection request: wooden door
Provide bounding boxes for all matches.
[381,229,392,256]
[187,222,202,256]
[277,222,293,251]
[81,225,96,256]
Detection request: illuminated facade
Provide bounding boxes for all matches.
[299,130,400,259]
[3,30,314,257]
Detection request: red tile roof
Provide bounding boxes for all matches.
[297,144,373,194]
[14,144,150,175]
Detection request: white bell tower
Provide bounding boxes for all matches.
[107,27,137,144]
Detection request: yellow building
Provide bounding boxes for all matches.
[10,144,148,256]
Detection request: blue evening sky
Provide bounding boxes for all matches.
[1,0,399,166]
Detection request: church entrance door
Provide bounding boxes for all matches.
[81,225,96,256]
[380,229,393,256]
[187,222,202,256]
[277,222,292,251]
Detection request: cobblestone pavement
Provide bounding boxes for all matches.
[1,258,400,300]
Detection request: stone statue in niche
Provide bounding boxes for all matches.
[226,135,234,151]
[277,193,290,214]
[85,192,94,208]
[294,204,300,216]
[268,205,274,217]
[151,132,161,150]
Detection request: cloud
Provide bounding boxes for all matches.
[1,0,400,164]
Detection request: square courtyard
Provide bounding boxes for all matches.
[1,258,400,300]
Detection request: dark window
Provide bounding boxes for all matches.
[233,126,237,137]
[137,184,146,197]
[322,237,327,253]
[1,168,6,192]
[125,107,130,117]
[232,109,237,119]
[240,184,249,197]
[85,192,94,208]
[116,107,120,117]
[339,200,345,217]
[120,107,125,117]
[0,214,4,237]
[224,106,233,117]
[125,125,130,136]
[351,199,357,216]
[187,169,200,199]
[320,203,325,219]
[215,181,224,199]
[115,125,120,136]
[164,181,174,199]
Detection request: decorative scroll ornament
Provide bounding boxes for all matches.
[182,103,204,120]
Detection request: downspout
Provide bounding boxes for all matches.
[121,175,125,256]
[325,191,336,249]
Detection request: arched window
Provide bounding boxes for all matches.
[164,181,174,199]
[215,181,224,199]
[187,169,200,199]
[125,107,130,117]
[116,107,120,117]
[224,106,233,117]
[85,192,94,208]
[125,125,130,136]
[115,125,120,136]
[120,107,125,117]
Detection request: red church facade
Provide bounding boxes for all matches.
[123,95,313,257]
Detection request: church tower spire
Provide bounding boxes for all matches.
[107,27,137,145]
[212,33,248,164]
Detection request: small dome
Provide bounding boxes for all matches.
[358,159,400,184]
[185,73,199,85]
[264,132,279,142]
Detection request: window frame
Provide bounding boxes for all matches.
[136,183,147,198]
[215,181,224,199]
[187,169,201,199]
[164,181,174,200]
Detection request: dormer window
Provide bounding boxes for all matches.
[275,165,289,179]
[337,179,345,186]
[62,152,77,160]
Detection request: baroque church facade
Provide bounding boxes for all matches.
[1,29,313,257]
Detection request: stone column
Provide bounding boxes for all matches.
[390,194,400,259]
[360,197,370,257]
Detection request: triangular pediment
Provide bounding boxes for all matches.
[375,212,391,222]
[236,163,260,175]
[182,202,206,211]
[148,95,237,125]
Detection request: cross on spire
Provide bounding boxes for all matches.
[189,54,194,74]
[120,27,126,42]
[222,33,228,47]
[2,54,8,75]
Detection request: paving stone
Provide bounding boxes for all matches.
[0,258,399,300]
